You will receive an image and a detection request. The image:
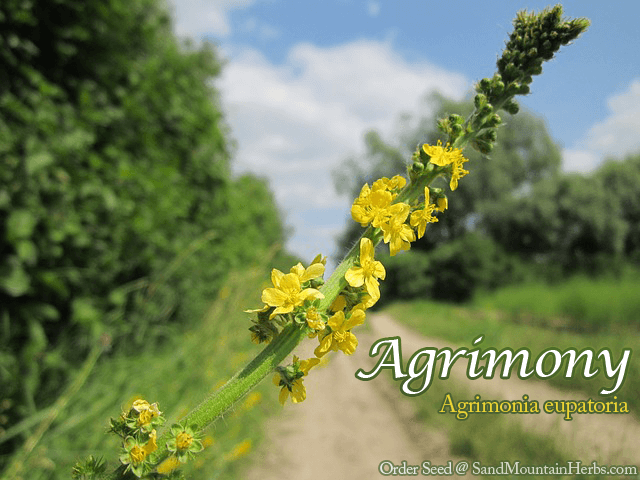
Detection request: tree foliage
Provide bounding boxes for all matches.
[334,94,562,256]
[0,0,286,463]
[335,94,640,304]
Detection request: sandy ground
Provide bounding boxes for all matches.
[244,313,640,479]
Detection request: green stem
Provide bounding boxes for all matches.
[104,115,472,480]
[145,166,443,474]
[152,320,309,461]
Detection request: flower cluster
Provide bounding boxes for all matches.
[247,255,327,344]
[246,143,467,406]
[421,142,469,191]
[351,143,461,256]
[109,399,165,477]
[247,254,378,403]
[108,399,209,477]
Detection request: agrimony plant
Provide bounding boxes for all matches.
[71,5,589,479]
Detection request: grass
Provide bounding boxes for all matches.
[385,295,640,416]
[383,275,640,479]
[5,267,281,480]
[473,272,640,333]
[396,373,573,479]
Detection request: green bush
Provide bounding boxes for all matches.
[378,249,433,303]
[379,232,526,305]
[0,0,286,465]
[476,271,640,333]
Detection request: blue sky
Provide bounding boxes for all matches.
[169,0,640,271]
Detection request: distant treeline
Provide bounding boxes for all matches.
[335,95,640,304]
[0,0,289,465]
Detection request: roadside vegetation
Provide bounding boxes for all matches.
[385,271,640,421]
[2,267,283,479]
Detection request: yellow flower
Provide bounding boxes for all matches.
[372,175,406,191]
[261,269,323,319]
[132,399,161,427]
[357,294,377,309]
[273,356,319,405]
[241,391,262,411]
[350,176,408,228]
[131,399,150,412]
[176,431,193,450]
[422,141,469,190]
[315,308,365,357]
[345,238,386,302]
[144,429,158,455]
[225,440,252,462]
[157,456,181,474]
[380,203,415,256]
[304,305,325,331]
[289,261,325,283]
[129,445,147,464]
[410,187,439,239]
[422,140,465,166]
[449,154,469,190]
[351,186,393,227]
[202,436,214,448]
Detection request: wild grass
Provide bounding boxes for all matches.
[4,267,280,479]
[398,373,574,479]
[473,271,640,333]
[385,292,640,416]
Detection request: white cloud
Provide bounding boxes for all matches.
[170,0,257,39]
[564,79,640,172]
[367,1,381,17]
[217,39,468,268]
[587,79,640,156]
[561,148,601,173]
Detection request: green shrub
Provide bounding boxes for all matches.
[379,232,526,305]
[0,0,286,465]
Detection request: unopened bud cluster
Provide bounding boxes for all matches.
[439,5,589,154]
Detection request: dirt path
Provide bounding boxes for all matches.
[245,313,640,479]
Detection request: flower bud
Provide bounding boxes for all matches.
[485,114,501,128]
[503,99,520,115]
[474,93,487,109]
[411,161,424,174]
[472,138,493,154]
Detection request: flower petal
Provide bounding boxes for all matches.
[345,266,365,288]
[261,288,287,307]
[300,263,325,282]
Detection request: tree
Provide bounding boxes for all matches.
[333,94,562,302]
[334,93,563,257]
[0,0,286,464]
[598,152,640,259]
[482,172,628,276]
